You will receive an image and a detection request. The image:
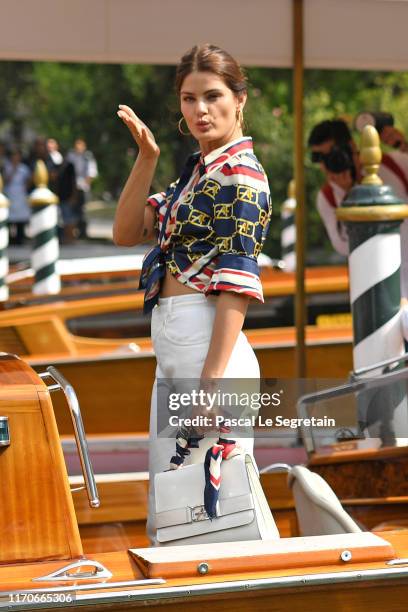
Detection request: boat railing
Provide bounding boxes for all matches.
[38,366,100,508]
[351,351,408,379]
[297,352,408,454]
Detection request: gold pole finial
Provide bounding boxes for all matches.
[288,179,296,199]
[360,125,383,186]
[33,160,49,188]
[29,160,58,206]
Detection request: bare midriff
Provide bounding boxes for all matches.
[160,269,200,297]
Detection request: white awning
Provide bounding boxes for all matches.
[2,0,408,70]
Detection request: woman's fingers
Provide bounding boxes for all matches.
[118,110,139,129]
[117,105,159,157]
[118,105,150,135]
[118,107,147,130]
[141,127,150,143]
[117,110,138,131]
[117,109,143,141]
[118,104,138,122]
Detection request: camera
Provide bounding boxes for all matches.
[310,145,355,174]
[319,144,356,182]
[323,145,354,174]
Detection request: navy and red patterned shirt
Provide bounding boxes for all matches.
[139,137,272,313]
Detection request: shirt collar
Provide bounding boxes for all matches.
[328,180,347,200]
[198,137,253,172]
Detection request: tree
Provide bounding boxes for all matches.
[1,60,408,261]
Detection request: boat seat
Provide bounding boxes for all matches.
[288,465,362,536]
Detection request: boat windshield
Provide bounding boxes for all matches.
[297,353,408,455]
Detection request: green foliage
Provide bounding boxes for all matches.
[1,61,408,260]
[0,62,34,141]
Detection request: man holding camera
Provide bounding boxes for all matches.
[308,120,357,256]
[308,116,408,298]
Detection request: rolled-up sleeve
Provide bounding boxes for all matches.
[208,179,271,302]
[147,191,166,209]
[147,179,179,212]
[146,192,166,234]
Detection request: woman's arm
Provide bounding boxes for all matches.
[113,155,158,245]
[201,292,250,379]
[113,104,160,246]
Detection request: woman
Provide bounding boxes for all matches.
[3,148,31,245]
[114,44,272,544]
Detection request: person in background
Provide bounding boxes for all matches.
[56,154,78,244]
[46,138,64,193]
[315,146,355,257]
[3,148,31,245]
[26,137,58,193]
[308,118,408,298]
[26,137,48,171]
[308,120,356,257]
[46,138,63,166]
[67,138,98,239]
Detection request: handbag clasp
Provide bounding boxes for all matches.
[190,505,211,522]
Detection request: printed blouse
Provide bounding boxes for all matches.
[139,137,272,313]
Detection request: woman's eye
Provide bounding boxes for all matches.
[183,96,194,102]
[207,93,221,101]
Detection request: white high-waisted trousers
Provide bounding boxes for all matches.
[147,292,260,544]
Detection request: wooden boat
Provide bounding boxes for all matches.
[5,254,144,296]
[292,356,408,529]
[5,262,403,535]
[6,252,346,298]
[2,353,408,611]
[24,317,352,438]
[1,296,353,375]
[0,265,352,357]
[0,263,353,436]
[51,350,408,538]
[4,262,348,312]
[0,352,401,526]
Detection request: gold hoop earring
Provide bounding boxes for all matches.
[236,108,244,128]
[178,117,190,136]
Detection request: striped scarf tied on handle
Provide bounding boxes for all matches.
[169,422,241,519]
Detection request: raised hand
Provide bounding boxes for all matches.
[117,104,160,159]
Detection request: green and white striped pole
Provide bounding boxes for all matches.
[29,160,60,294]
[338,126,408,444]
[0,176,9,301]
[281,179,296,272]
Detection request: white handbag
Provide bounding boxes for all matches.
[154,454,280,546]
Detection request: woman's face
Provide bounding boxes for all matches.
[180,71,246,155]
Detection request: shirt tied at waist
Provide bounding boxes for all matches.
[139,244,166,314]
[140,153,202,314]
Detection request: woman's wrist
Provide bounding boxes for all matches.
[137,150,160,164]
[130,152,159,182]
[200,367,225,380]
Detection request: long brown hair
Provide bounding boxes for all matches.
[175,44,247,96]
